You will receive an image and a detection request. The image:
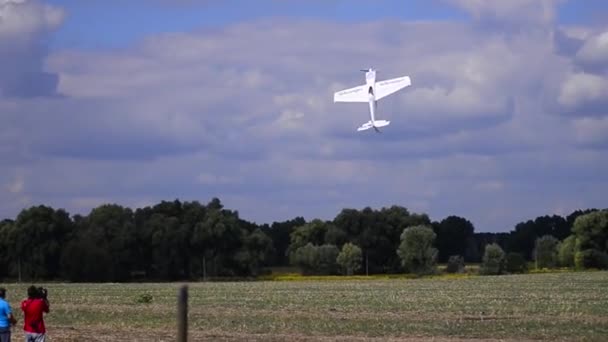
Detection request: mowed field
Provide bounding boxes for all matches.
[2,271,607,341]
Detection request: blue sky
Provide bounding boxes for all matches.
[45,0,465,49]
[45,0,608,50]
[1,0,607,232]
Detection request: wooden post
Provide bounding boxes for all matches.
[177,285,188,342]
[203,255,206,281]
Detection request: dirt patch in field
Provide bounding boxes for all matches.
[16,326,545,342]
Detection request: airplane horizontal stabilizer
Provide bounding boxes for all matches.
[373,120,390,128]
[357,125,372,132]
[357,120,390,132]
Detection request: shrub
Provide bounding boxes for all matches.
[574,249,608,270]
[534,235,559,269]
[293,243,319,275]
[446,255,464,273]
[572,210,608,252]
[317,244,339,275]
[479,243,505,275]
[571,210,608,270]
[293,243,340,275]
[505,252,527,274]
[558,235,576,267]
[136,293,153,304]
[336,242,363,276]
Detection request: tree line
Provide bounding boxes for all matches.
[0,198,606,282]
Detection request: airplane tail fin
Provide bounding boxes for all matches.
[357,120,390,132]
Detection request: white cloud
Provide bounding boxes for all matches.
[0,0,64,98]
[1,0,607,232]
[557,72,608,115]
[575,29,608,71]
[444,0,562,27]
[399,85,509,120]
[0,0,64,36]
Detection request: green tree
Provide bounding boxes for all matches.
[292,243,339,275]
[470,233,510,263]
[288,219,333,265]
[333,206,431,274]
[234,228,273,276]
[0,220,15,279]
[567,209,599,229]
[575,249,608,269]
[572,210,608,269]
[504,252,527,274]
[507,215,570,260]
[12,205,74,280]
[397,225,438,275]
[317,244,339,275]
[324,226,348,247]
[534,235,559,269]
[144,213,188,280]
[192,206,244,277]
[446,255,464,273]
[379,206,431,272]
[293,243,319,275]
[434,216,475,262]
[558,235,576,267]
[336,243,363,275]
[261,217,306,266]
[60,233,112,282]
[480,243,505,275]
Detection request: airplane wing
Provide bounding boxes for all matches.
[375,76,411,100]
[333,84,368,103]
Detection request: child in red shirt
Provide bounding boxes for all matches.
[21,286,49,342]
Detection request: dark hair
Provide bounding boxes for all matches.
[0,287,5,299]
[27,285,38,299]
[26,285,47,300]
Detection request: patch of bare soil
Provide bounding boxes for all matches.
[14,326,547,342]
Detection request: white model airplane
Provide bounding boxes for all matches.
[333,68,411,132]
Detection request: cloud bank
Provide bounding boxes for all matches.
[1,0,607,231]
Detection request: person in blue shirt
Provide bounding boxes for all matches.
[0,287,18,342]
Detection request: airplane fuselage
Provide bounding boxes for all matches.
[365,69,377,125]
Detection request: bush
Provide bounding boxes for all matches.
[136,293,153,304]
[558,235,576,267]
[336,243,363,275]
[293,243,319,275]
[446,255,464,273]
[317,244,339,275]
[505,252,527,273]
[293,243,339,275]
[479,243,505,275]
[574,249,608,270]
[572,210,608,252]
[534,235,559,269]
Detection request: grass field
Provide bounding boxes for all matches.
[2,271,607,341]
